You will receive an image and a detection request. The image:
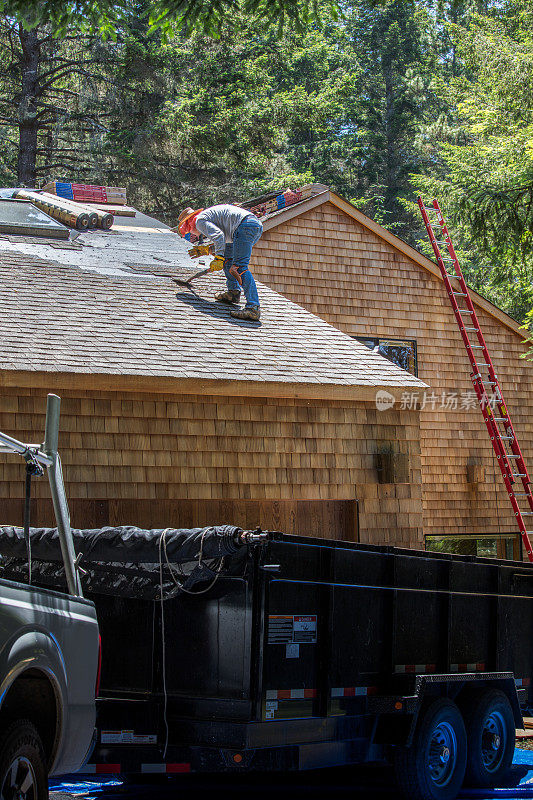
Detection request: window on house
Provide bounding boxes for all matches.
[425,533,519,561]
[355,337,418,376]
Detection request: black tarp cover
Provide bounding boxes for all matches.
[0,525,244,599]
[0,525,242,563]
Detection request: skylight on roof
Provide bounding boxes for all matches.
[0,199,70,239]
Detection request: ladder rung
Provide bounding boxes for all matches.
[513,473,527,477]
[494,417,508,421]
[453,292,468,297]
[445,272,460,278]
[507,455,520,459]
[458,309,474,314]
[500,436,514,440]
[521,512,533,516]
[476,363,492,368]
[423,207,437,213]
[464,327,479,331]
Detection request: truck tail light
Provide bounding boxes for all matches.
[95,634,102,697]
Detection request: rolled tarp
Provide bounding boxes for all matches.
[41,192,113,230]
[13,189,90,230]
[0,525,248,599]
[0,525,243,564]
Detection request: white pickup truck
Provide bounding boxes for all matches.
[0,395,99,800]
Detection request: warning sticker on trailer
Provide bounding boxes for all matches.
[268,615,317,644]
[293,616,317,642]
[101,730,157,745]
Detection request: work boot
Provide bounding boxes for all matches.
[230,306,261,321]
[215,290,241,304]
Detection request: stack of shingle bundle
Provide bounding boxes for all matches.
[43,181,127,206]
[249,188,302,217]
[245,184,327,219]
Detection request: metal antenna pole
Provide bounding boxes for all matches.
[43,394,82,596]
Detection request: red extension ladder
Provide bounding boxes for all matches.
[418,197,533,563]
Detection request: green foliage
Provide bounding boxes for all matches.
[0,0,338,37]
[2,0,533,336]
[411,1,533,324]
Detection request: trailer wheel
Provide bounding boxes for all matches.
[0,719,48,800]
[394,698,467,800]
[462,689,515,788]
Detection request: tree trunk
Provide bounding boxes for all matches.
[17,26,41,186]
[382,54,396,214]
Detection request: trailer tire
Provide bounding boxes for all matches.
[0,719,49,800]
[462,689,515,788]
[394,698,467,800]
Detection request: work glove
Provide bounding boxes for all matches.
[209,255,226,272]
[188,244,212,258]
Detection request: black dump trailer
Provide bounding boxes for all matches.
[1,524,532,800]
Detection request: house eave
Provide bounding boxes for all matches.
[0,369,428,404]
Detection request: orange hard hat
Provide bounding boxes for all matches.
[177,207,204,236]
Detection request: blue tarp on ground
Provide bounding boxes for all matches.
[48,749,533,799]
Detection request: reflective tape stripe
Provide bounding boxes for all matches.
[331,686,377,697]
[395,664,436,674]
[450,663,485,673]
[265,689,316,700]
[80,764,121,774]
[141,764,191,774]
[83,763,191,775]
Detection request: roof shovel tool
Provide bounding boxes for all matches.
[172,264,211,293]
[172,255,242,297]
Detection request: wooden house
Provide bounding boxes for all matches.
[249,185,533,559]
[0,211,426,548]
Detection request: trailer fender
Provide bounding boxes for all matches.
[370,672,521,748]
[455,677,522,729]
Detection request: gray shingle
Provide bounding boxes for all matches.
[0,210,427,390]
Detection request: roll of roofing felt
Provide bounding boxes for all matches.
[42,193,99,228]
[40,192,112,229]
[14,189,89,230]
[96,210,113,230]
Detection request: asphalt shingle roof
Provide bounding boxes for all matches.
[0,211,426,390]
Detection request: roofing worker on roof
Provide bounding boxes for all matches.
[175,204,263,321]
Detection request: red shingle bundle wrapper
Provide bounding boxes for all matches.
[43,181,127,206]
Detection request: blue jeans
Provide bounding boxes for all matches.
[223,216,263,308]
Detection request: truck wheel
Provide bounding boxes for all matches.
[0,720,49,800]
[395,698,467,800]
[462,689,515,788]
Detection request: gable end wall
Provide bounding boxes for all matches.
[251,201,533,545]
